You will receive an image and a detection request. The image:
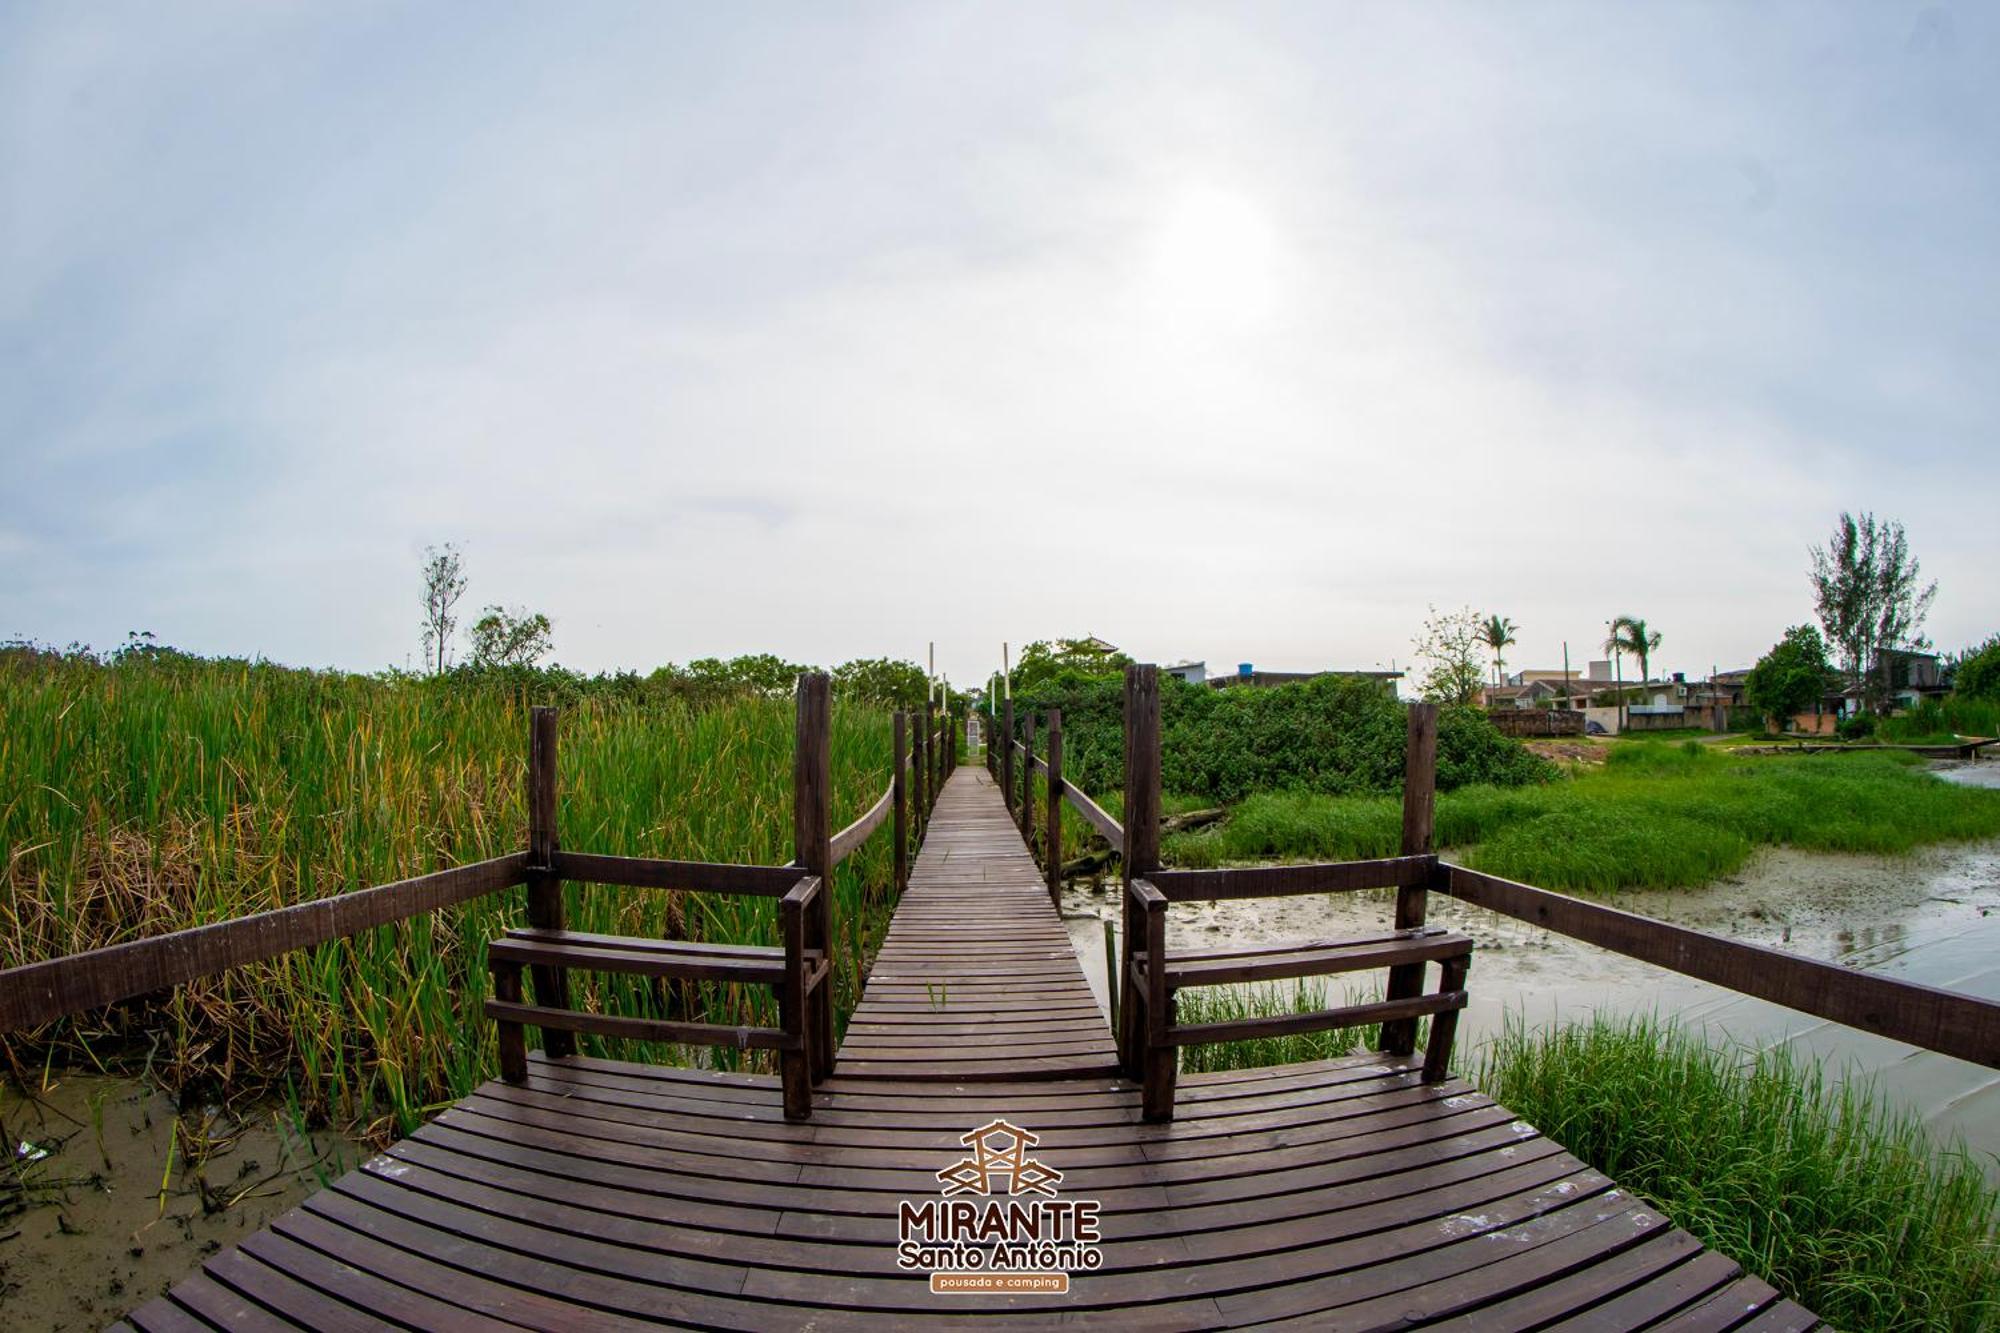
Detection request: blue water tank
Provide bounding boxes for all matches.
[1238,663,1254,678]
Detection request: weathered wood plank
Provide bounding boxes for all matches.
[1148,854,1436,902]
[1444,863,2000,1068]
[549,850,800,896]
[0,853,527,1032]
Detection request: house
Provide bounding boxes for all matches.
[1163,660,1207,686]
[1834,649,1949,715]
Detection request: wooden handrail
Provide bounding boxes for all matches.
[831,784,894,865]
[1065,785,1124,846]
[0,853,530,1033]
[549,851,804,897]
[1148,855,1435,902]
[1441,862,2000,1070]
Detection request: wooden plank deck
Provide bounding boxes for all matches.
[833,766,1121,1082]
[122,767,1815,1330]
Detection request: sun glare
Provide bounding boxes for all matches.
[1148,185,1282,326]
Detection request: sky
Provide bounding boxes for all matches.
[4,3,1995,692]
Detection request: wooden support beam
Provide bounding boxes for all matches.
[1380,701,1437,1056]
[1044,708,1063,909]
[795,672,835,1081]
[892,711,909,896]
[525,707,574,1058]
[1118,664,1161,1076]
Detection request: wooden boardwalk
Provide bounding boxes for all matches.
[832,767,1120,1082]
[123,767,1818,1330]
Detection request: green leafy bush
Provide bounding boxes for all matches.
[1013,674,1554,804]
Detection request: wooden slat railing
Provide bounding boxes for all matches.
[830,786,894,865]
[551,851,803,896]
[1,678,956,1041]
[1148,855,1433,902]
[1439,862,2000,1069]
[0,853,530,1032]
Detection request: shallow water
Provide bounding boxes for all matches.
[1065,756,2000,1180]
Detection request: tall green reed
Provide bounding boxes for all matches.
[0,651,902,1135]
[1478,1013,1999,1330]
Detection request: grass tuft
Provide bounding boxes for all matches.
[1478,1013,2000,1330]
[1165,741,2000,891]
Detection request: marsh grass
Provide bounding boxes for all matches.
[1478,1014,2000,1330]
[1172,980,1415,1073]
[1,651,901,1134]
[1164,741,2000,891]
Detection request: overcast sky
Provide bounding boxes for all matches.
[4,3,1994,689]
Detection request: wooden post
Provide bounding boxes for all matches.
[1001,697,1016,817]
[1423,954,1469,1083]
[892,711,909,896]
[1021,711,1036,850]
[795,673,835,1081]
[525,707,573,1058]
[1117,665,1161,1076]
[928,702,941,811]
[493,959,527,1083]
[1381,701,1437,1056]
[1140,886,1174,1119]
[913,703,928,835]
[1044,708,1063,908]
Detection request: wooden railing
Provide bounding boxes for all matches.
[0,675,955,1062]
[992,662,2000,1115]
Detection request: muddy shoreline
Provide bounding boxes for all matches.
[0,1074,362,1328]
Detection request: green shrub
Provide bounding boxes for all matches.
[1953,634,2000,702]
[1013,674,1554,804]
[1478,1015,2000,1330]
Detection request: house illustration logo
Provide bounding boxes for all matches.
[936,1120,1063,1197]
[895,1119,1103,1295]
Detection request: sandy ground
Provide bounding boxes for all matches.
[0,1074,360,1329]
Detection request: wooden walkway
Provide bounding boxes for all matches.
[123,767,1818,1330]
[832,767,1120,1082]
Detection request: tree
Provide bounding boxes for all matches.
[1013,636,1134,695]
[467,605,554,668]
[832,657,929,709]
[1809,511,1937,712]
[1413,606,1487,706]
[1950,634,2000,702]
[419,543,467,676]
[1744,625,1832,732]
[1608,615,1662,685]
[1480,615,1518,686]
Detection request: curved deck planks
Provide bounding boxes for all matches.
[122,767,1816,1330]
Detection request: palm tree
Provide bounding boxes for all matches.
[1605,615,1664,730]
[1620,616,1663,685]
[1481,614,1518,687]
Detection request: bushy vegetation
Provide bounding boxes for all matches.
[1879,695,2000,745]
[1010,674,1554,805]
[1166,741,2000,890]
[1479,1015,1999,1330]
[0,646,903,1134]
[1954,634,2000,702]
